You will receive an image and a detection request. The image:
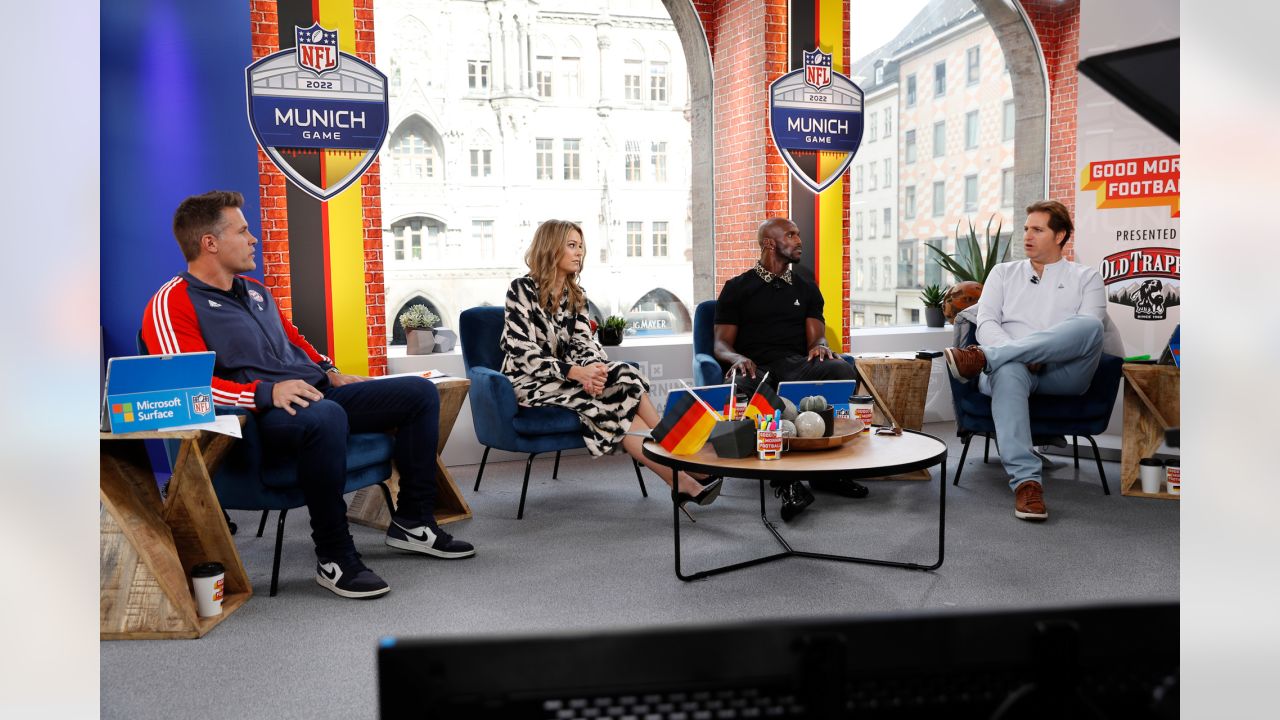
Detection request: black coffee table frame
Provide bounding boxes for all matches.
[643,430,948,581]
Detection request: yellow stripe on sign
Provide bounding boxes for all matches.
[671,414,718,455]
[318,0,357,52]
[817,0,846,347]
[323,150,370,376]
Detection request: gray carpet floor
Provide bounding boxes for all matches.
[100,423,1179,719]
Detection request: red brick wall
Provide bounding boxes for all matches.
[1022,0,1080,257]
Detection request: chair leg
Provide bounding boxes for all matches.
[270,508,288,597]
[1073,435,1081,468]
[633,459,648,498]
[553,450,562,479]
[517,453,538,520]
[223,510,237,536]
[256,510,270,538]
[377,481,397,517]
[1083,435,1111,495]
[473,446,491,491]
[983,435,991,463]
[954,434,973,486]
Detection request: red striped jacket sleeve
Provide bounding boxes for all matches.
[141,276,260,409]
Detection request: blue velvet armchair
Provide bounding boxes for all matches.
[947,321,1123,494]
[458,306,647,519]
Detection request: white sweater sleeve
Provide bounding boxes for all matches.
[975,264,1014,347]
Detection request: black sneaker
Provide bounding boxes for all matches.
[386,516,476,559]
[809,477,870,499]
[773,480,814,522]
[315,555,390,599]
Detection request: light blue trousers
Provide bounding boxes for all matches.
[977,314,1104,491]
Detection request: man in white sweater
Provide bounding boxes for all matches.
[943,200,1106,521]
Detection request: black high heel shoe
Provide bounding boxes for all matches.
[677,477,724,508]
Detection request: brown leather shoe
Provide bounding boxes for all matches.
[1014,481,1048,521]
[944,345,987,381]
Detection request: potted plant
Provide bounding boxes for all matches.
[400,304,440,355]
[598,315,626,346]
[920,284,948,328]
[925,215,1009,321]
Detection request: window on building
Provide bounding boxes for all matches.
[853,311,865,327]
[967,46,980,85]
[469,148,491,178]
[869,259,877,290]
[651,142,668,182]
[855,211,863,240]
[1002,167,1015,208]
[910,308,920,324]
[624,60,642,101]
[561,56,581,98]
[393,228,405,260]
[906,74,916,107]
[856,259,864,290]
[875,63,884,84]
[965,174,978,212]
[625,141,641,181]
[869,211,877,239]
[884,107,892,136]
[905,130,917,164]
[965,110,979,149]
[934,60,946,97]
[883,208,891,237]
[869,111,878,142]
[391,216,444,262]
[467,60,489,91]
[626,221,643,257]
[882,257,892,290]
[875,312,892,327]
[473,219,494,259]
[535,55,553,97]
[883,158,891,187]
[652,221,668,257]
[649,61,668,102]
[925,246,943,287]
[869,164,878,190]
[563,139,580,180]
[932,181,945,217]
[933,121,946,158]
[1003,99,1015,141]
[905,186,916,219]
[855,165,864,193]
[535,138,554,180]
[393,130,435,179]
[898,239,918,289]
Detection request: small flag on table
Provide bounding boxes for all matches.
[651,392,718,454]
[743,380,782,421]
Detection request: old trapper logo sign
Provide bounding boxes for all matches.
[768,48,863,194]
[1100,246,1180,321]
[1080,155,1180,218]
[245,24,389,201]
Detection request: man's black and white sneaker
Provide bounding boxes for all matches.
[315,556,390,599]
[386,516,476,559]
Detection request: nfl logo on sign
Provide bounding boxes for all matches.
[191,393,212,417]
[804,49,832,90]
[296,23,339,75]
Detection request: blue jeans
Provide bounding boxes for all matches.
[255,376,440,559]
[978,315,1104,491]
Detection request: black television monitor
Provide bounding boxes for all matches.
[1077,38,1180,141]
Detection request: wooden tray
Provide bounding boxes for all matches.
[786,418,865,452]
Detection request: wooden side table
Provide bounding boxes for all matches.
[100,421,250,640]
[854,356,933,480]
[347,377,473,529]
[1120,364,1180,500]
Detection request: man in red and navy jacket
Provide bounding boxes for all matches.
[142,190,474,599]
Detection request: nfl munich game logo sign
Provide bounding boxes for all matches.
[245,24,389,201]
[768,48,863,194]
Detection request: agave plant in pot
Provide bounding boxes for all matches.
[598,315,627,346]
[400,304,441,355]
[919,284,949,328]
[925,215,1010,322]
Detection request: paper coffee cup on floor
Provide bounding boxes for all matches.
[1138,458,1165,494]
[191,562,225,617]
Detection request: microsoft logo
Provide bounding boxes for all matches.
[111,402,134,424]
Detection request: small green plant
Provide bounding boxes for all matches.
[925,215,1008,285]
[919,284,948,308]
[399,304,440,330]
[603,315,627,331]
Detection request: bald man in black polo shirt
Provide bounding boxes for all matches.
[713,217,866,520]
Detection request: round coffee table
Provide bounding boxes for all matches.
[643,429,948,581]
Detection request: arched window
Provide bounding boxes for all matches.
[389,116,444,182]
[627,288,692,335]
[390,295,447,346]
[649,42,672,104]
[623,40,645,103]
[389,215,447,262]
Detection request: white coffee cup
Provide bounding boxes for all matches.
[1138,458,1165,494]
[191,562,226,617]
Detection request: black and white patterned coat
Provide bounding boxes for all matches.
[500,276,649,456]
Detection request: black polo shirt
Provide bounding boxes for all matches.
[715,266,825,366]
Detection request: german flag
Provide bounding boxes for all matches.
[743,381,783,422]
[652,392,718,455]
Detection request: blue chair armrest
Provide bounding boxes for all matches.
[467,366,522,450]
[694,352,722,387]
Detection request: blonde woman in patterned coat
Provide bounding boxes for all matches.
[501,220,722,508]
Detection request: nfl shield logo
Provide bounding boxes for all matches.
[296,23,339,76]
[191,393,212,417]
[804,49,832,90]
